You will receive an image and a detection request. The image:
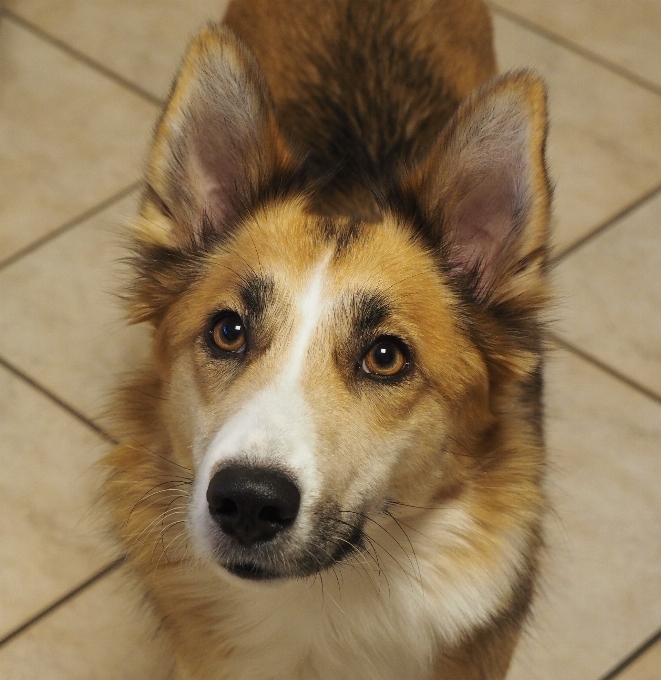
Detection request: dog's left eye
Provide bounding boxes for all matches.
[361,338,409,377]
[209,313,247,354]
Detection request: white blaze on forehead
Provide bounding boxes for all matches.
[194,252,334,542]
[281,253,333,385]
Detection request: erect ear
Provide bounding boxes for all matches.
[142,23,296,248]
[410,71,550,306]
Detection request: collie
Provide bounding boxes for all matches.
[104,1,551,677]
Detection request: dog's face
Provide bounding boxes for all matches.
[157,204,486,579]
[131,26,548,581]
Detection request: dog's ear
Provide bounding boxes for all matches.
[142,24,295,249]
[409,71,550,306]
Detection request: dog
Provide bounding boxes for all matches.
[103,0,550,678]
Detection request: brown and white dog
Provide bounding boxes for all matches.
[104,0,551,678]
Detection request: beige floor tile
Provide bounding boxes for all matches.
[508,349,661,680]
[5,0,231,101]
[617,640,661,680]
[492,0,661,91]
[0,194,150,429]
[493,14,661,252]
[0,568,173,680]
[0,17,157,262]
[554,191,661,397]
[0,366,116,639]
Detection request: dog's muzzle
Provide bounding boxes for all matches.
[206,465,301,578]
[204,464,367,581]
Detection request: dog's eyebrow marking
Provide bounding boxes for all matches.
[240,274,275,323]
[350,290,390,336]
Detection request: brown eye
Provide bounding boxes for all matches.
[210,313,246,353]
[362,338,408,377]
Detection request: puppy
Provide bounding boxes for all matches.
[104,1,550,678]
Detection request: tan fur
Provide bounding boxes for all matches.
[104,2,550,678]
[224,0,497,217]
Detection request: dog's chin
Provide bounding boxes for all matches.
[216,535,363,583]
[202,512,366,582]
[216,556,315,583]
[218,555,325,582]
[223,561,282,581]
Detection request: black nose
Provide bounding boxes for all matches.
[206,466,301,546]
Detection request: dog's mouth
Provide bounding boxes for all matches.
[218,517,365,581]
[225,561,279,581]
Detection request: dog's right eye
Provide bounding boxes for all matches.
[208,313,247,354]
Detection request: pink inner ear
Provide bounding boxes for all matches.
[450,173,522,282]
[188,136,242,228]
[445,122,531,292]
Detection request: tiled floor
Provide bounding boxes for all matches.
[0,1,660,678]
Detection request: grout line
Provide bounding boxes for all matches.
[0,356,114,443]
[0,8,164,107]
[0,557,124,649]
[553,183,661,264]
[600,626,661,680]
[552,335,661,406]
[0,182,143,273]
[488,3,661,98]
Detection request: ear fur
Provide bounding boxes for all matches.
[410,71,550,308]
[142,23,295,248]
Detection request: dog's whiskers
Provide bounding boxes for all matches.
[125,436,193,473]
[339,510,419,590]
[331,516,391,596]
[124,483,190,527]
[128,506,188,560]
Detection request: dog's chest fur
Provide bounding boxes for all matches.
[164,504,524,680]
[199,575,434,680]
